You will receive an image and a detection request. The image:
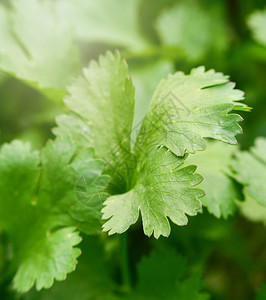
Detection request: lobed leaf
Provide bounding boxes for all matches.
[54,51,135,192]
[135,66,248,157]
[0,138,108,292]
[55,51,247,238]
[102,146,204,238]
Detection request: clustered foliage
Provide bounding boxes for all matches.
[0,0,265,299]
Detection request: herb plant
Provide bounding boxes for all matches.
[0,0,265,299]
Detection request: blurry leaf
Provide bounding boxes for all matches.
[233,137,266,207]
[0,0,80,90]
[155,1,229,62]
[248,9,266,46]
[139,0,177,44]
[257,284,266,300]
[237,196,266,226]
[126,250,209,299]
[0,70,6,85]
[186,141,238,218]
[56,0,149,50]
[102,146,204,239]
[0,138,108,292]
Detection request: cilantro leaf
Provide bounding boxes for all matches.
[0,0,80,90]
[13,227,81,292]
[102,146,204,238]
[186,141,238,218]
[232,137,266,207]
[248,9,266,47]
[56,0,149,50]
[136,66,248,157]
[0,138,108,292]
[55,51,248,237]
[25,236,115,300]
[127,250,209,299]
[54,51,135,192]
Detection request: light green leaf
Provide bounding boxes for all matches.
[56,0,149,50]
[136,66,248,157]
[186,141,238,218]
[54,52,248,237]
[54,51,135,191]
[24,236,115,300]
[156,1,229,61]
[237,196,266,226]
[248,9,266,46]
[13,227,81,292]
[0,138,108,292]
[232,137,266,207]
[0,0,80,90]
[102,146,204,239]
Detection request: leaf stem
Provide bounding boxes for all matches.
[120,232,131,292]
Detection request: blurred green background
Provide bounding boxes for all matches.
[0,0,266,299]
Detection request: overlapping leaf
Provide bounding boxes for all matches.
[0,138,108,292]
[55,51,247,238]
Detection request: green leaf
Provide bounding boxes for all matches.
[54,52,247,237]
[54,51,135,192]
[232,137,266,207]
[13,227,81,292]
[186,141,238,218]
[102,146,204,239]
[24,236,115,300]
[0,138,108,292]
[136,66,248,157]
[127,250,209,299]
[155,1,229,61]
[56,0,149,50]
[0,0,80,90]
[248,9,266,47]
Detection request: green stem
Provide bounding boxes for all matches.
[120,232,131,292]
